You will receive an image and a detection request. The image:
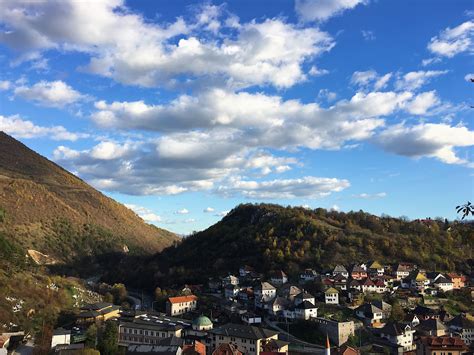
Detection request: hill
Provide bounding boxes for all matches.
[0,132,178,261]
[117,203,473,288]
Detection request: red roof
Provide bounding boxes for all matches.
[420,336,467,348]
[168,295,198,304]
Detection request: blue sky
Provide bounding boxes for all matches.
[0,0,473,234]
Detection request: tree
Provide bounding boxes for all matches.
[389,300,406,322]
[85,323,98,349]
[98,321,119,355]
[456,202,474,219]
[111,283,127,304]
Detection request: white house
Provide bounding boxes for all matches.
[222,275,239,287]
[294,292,315,306]
[254,282,276,302]
[241,312,262,325]
[270,270,288,285]
[294,301,318,320]
[433,275,454,292]
[225,284,240,299]
[300,269,318,282]
[377,322,416,352]
[324,288,339,304]
[355,303,384,326]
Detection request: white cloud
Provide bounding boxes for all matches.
[203,207,215,213]
[214,210,229,217]
[125,204,162,223]
[0,80,11,90]
[295,0,368,22]
[175,208,189,215]
[394,70,447,91]
[309,66,329,76]
[351,70,392,90]
[352,192,387,199]
[330,204,340,211]
[428,20,474,58]
[216,176,350,199]
[13,80,85,108]
[405,91,440,115]
[0,1,334,89]
[465,73,474,82]
[0,114,87,141]
[375,123,474,167]
[361,30,375,41]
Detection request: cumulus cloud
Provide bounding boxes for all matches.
[91,88,419,151]
[203,207,215,213]
[0,0,334,89]
[13,80,85,107]
[216,176,350,199]
[405,91,440,115]
[318,89,337,102]
[352,192,387,199]
[309,66,329,76]
[465,73,474,81]
[351,70,392,90]
[125,204,162,223]
[295,0,368,22]
[375,123,474,167]
[214,210,229,217]
[175,208,189,215]
[427,20,474,58]
[394,70,447,91]
[0,114,87,141]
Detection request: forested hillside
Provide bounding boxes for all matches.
[115,203,473,288]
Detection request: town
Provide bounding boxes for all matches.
[2,261,472,354]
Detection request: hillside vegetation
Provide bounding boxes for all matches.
[119,203,473,288]
[0,132,178,260]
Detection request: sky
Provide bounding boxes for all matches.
[0,0,473,235]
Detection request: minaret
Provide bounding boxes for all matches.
[325,334,331,355]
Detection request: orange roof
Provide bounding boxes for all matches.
[168,295,197,304]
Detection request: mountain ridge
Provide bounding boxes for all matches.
[0,132,178,260]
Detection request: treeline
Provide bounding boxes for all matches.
[110,203,473,289]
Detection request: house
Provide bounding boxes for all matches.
[212,343,243,355]
[242,312,262,325]
[447,314,474,345]
[269,297,289,316]
[240,265,255,277]
[183,340,206,355]
[51,328,71,349]
[225,285,240,300]
[314,317,355,346]
[355,303,384,326]
[334,274,348,291]
[417,319,447,336]
[294,301,318,320]
[254,282,277,303]
[238,288,254,303]
[416,336,468,355]
[118,314,185,346]
[368,261,384,276]
[404,271,429,291]
[209,323,288,355]
[413,305,439,320]
[222,275,239,287]
[333,265,349,278]
[277,284,302,301]
[371,301,392,319]
[294,292,315,306]
[405,314,420,327]
[300,269,318,282]
[336,345,360,355]
[270,271,288,285]
[360,278,377,293]
[432,275,454,292]
[374,322,416,352]
[166,295,198,316]
[76,302,120,324]
[395,263,414,280]
[325,288,339,304]
[126,336,184,355]
[446,273,466,290]
[350,265,368,280]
